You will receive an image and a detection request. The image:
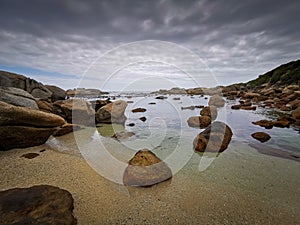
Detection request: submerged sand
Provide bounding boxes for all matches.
[1,140,299,225]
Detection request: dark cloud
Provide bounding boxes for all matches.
[0,0,299,89]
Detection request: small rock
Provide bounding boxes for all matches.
[112,131,135,141]
[200,106,218,120]
[132,108,147,113]
[231,105,241,110]
[127,123,135,127]
[123,149,172,186]
[251,132,271,142]
[155,96,167,100]
[139,117,147,122]
[208,95,225,107]
[252,120,274,129]
[187,116,211,128]
[21,153,40,159]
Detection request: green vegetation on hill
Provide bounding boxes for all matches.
[247,60,300,87]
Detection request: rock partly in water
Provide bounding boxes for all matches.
[123,149,172,187]
[252,120,274,129]
[112,131,135,141]
[208,95,225,107]
[231,104,241,110]
[200,106,218,120]
[21,152,40,159]
[193,121,233,152]
[0,185,77,225]
[132,108,147,113]
[0,87,38,109]
[139,116,147,122]
[187,116,211,129]
[251,132,271,142]
[95,100,127,124]
[53,99,95,126]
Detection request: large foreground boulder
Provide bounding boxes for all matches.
[123,149,172,186]
[0,87,38,109]
[0,185,77,225]
[0,101,65,150]
[53,99,95,126]
[95,100,128,124]
[193,121,233,152]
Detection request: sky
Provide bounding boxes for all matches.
[0,0,299,91]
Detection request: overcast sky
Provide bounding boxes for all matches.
[0,0,299,91]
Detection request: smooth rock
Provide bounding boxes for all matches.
[187,116,211,128]
[0,185,76,225]
[208,95,225,107]
[53,123,81,137]
[0,87,38,109]
[200,106,218,120]
[193,121,233,152]
[54,99,95,126]
[95,100,127,124]
[132,108,147,113]
[292,107,300,119]
[0,101,65,127]
[123,149,172,186]
[252,120,274,129]
[45,85,66,101]
[36,99,54,113]
[251,132,271,142]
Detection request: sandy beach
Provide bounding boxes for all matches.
[1,139,299,225]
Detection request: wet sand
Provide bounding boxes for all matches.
[1,141,299,225]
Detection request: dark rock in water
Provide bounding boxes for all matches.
[95,100,127,124]
[241,106,257,111]
[21,152,40,159]
[139,117,147,122]
[208,95,225,107]
[123,149,172,187]
[155,96,167,100]
[127,100,134,103]
[200,106,218,120]
[54,99,95,126]
[252,120,274,129]
[53,123,81,137]
[187,116,211,129]
[251,132,271,142]
[181,105,204,110]
[193,121,233,152]
[127,123,135,127]
[112,131,135,141]
[148,102,156,105]
[0,87,38,109]
[231,104,241,110]
[173,97,181,100]
[45,85,66,102]
[132,108,147,113]
[0,185,77,225]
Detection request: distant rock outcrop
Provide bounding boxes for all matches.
[0,70,52,99]
[0,185,77,225]
[66,88,108,97]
